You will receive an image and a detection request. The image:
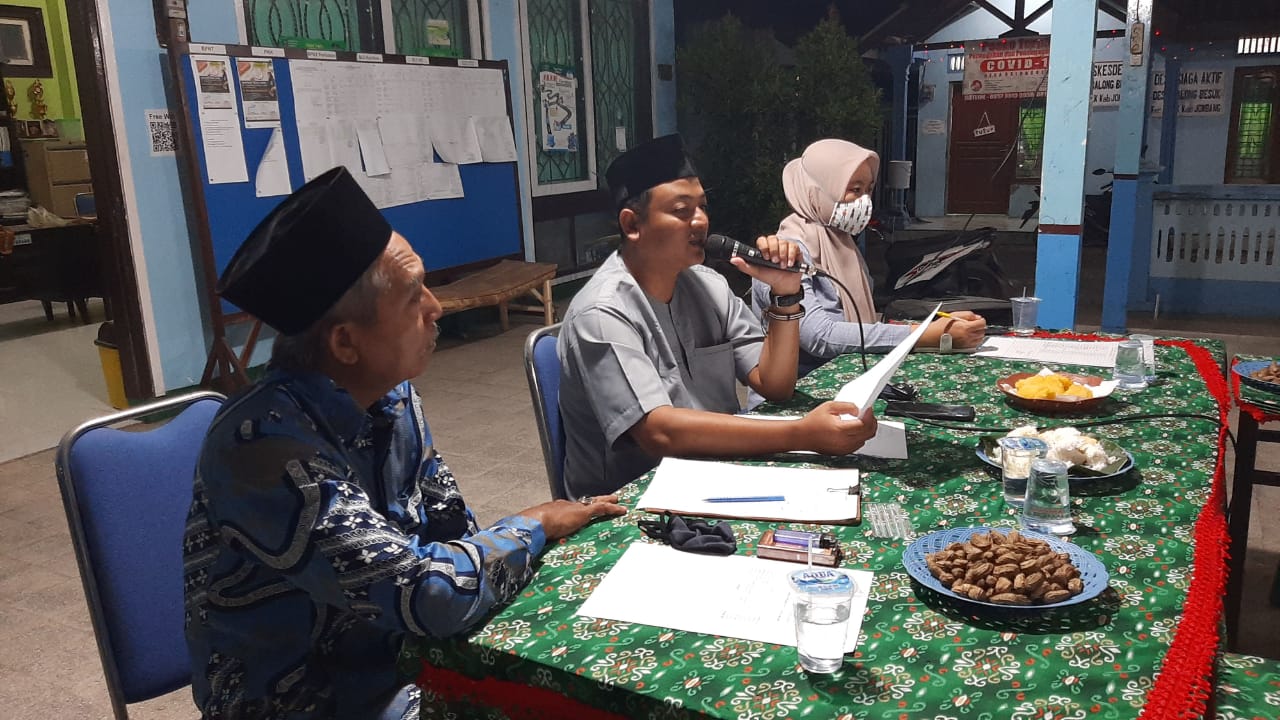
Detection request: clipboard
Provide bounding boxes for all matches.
[636,458,862,525]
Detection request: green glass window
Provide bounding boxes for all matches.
[527,0,591,185]
[245,0,362,51]
[391,0,471,58]
[1229,72,1277,182]
[588,0,640,181]
[1016,100,1047,179]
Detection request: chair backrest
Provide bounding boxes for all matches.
[54,391,225,719]
[74,192,96,219]
[524,323,567,500]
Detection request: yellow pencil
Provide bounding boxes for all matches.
[936,311,955,319]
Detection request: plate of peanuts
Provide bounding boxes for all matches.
[902,527,1109,609]
[1234,360,1280,396]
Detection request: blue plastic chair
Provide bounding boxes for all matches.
[54,391,225,719]
[524,323,567,500]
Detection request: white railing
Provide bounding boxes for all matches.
[1150,186,1280,282]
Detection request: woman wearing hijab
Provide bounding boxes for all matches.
[751,139,987,379]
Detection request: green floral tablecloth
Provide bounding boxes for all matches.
[407,338,1230,720]
[1215,653,1280,719]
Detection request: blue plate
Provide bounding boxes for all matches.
[1234,360,1280,397]
[903,526,1109,609]
[975,446,1134,482]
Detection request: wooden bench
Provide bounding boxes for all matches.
[433,259,558,331]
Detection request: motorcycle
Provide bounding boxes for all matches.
[1018,168,1113,246]
[870,223,1017,325]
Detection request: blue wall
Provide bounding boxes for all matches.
[102,0,243,393]
[1146,55,1280,184]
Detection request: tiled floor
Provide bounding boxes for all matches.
[1,302,1279,716]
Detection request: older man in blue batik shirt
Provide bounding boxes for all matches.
[183,167,624,720]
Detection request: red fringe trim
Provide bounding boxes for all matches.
[1138,339,1230,720]
[1230,357,1280,424]
[416,662,629,720]
[416,333,1230,719]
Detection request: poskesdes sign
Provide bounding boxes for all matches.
[962,37,1050,100]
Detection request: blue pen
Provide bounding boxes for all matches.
[703,495,786,503]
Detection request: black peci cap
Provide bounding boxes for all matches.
[217,167,392,335]
[604,133,698,209]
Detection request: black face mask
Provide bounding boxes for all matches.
[637,513,737,556]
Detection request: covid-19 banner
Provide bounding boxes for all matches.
[962,37,1050,100]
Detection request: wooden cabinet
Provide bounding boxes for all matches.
[22,140,92,218]
[0,223,103,323]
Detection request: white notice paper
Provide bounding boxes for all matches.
[835,305,939,414]
[357,121,391,176]
[577,544,873,651]
[326,118,362,177]
[429,116,482,164]
[296,123,333,182]
[638,458,860,522]
[472,115,518,162]
[416,162,465,200]
[973,336,1120,368]
[191,55,249,184]
[254,128,292,197]
[377,114,431,168]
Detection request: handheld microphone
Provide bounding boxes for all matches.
[704,234,823,277]
[705,234,915,401]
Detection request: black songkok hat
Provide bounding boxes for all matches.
[604,133,698,209]
[217,167,392,335]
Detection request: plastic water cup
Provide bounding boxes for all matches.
[1010,296,1041,336]
[789,568,856,674]
[1129,333,1158,383]
[1113,339,1148,390]
[998,436,1048,509]
[1022,458,1075,535]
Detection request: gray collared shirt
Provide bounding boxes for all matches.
[558,252,764,498]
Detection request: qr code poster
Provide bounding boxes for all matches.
[146,109,177,157]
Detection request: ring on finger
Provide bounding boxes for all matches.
[579,495,594,506]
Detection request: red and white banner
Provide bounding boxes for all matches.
[962,37,1050,100]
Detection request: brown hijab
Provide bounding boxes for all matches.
[778,139,879,324]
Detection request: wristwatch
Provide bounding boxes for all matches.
[769,288,804,308]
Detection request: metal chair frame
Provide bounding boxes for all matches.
[523,323,567,500]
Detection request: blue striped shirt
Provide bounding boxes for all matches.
[183,370,545,719]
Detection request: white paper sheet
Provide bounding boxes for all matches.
[254,128,292,197]
[377,114,431,168]
[296,123,333,182]
[191,55,249,184]
[576,544,873,651]
[638,458,860,522]
[326,118,362,176]
[741,415,909,460]
[416,162,465,199]
[472,115,518,162]
[974,336,1120,368]
[428,116,482,164]
[357,121,391,176]
[835,305,939,414]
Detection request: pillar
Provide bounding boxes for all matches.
[1034,0,1098,330]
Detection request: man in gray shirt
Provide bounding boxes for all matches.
[557,134,878,498]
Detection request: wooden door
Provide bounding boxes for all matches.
[946,83,1020,214]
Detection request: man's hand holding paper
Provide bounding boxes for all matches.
[800,400,878,454]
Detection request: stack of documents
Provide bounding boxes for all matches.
[638,458,861,523]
